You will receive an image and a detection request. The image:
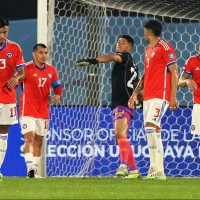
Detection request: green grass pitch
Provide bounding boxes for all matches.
[0,177,200,199]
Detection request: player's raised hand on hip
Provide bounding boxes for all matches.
[186,79,198,90]
[52,95,61,105]
[7,76,19,89]
[74,58,98,67]
[128,93,137,109]
[169,97,178,111]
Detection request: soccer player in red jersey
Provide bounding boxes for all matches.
[19,44,62,178]
[0,17,25,179]
[128,20,178,179]
[179,45,200,135]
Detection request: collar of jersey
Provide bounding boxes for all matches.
[151,39,161,49]
[33,61,46,71]
[0,39,7,51]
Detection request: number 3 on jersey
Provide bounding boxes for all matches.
[38,78,47,87]
[0,59,6,69]
[146,58,150,68]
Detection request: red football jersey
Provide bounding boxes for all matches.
[144,39,177,101]
[19,61,61,118]
[184,55,200,104]
[0,39,25,104]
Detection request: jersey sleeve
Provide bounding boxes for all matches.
[51,68,62,88]
[51,68,62,96]
[162,47,177,67]
[183,57,193,75]
[15,46,25,69]
[116,52,129,64]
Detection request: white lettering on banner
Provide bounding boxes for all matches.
[45,128,200,143]
[45,145,197,158]
[48,145,56,157]
[183,146,194,158]
[20,145,24,157]
[84,128,93,141]
[67,145,76,158]
[109,146,119,157]
[19,128,200,159]
[134,145,149,157]
[19,144,198,159]
[98,129,109,141]
[199,146,200,158]
[58,145,67,157]
[134,129,146,141]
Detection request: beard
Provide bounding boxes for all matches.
[145,37,149,43]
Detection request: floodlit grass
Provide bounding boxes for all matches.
[0,177,200,199]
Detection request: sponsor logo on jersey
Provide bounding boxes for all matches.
[191,125,195,131]
[48,73,52,78]
[115,110,124,117]
[151,52,155,57]
[168,53,175,60]
[22,124,27,129]
[33,73,37,76]
[195,67,200,70]
[7,52,12,58]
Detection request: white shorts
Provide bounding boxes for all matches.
[143,98,169,128]
[191,104,200,135]
[20,116,49,136]
[0,103,17,125]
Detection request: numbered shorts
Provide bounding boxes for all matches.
[0,103,17,125]
[143,98,169,128]
[20,116,49,136]
[191,104,200,135]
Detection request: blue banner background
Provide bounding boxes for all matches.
[2,107,200,177]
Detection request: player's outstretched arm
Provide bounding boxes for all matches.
[7,67,25,89]
[128,73,144,109]
[168,64,179,111]
[74,54,123,67]
[178,71,197,90]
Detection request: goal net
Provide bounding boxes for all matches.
[45,0,200,177]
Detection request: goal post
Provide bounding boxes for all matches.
[37,0,48,178]
[37,0,200,177]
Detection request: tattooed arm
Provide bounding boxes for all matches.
[128,73,144,109]
[179,71,197,90]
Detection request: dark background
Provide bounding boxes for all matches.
[1,0,37,20]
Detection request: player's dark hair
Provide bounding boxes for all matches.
[0,17,9,28]
[144,20,162,37]
[33,43,47,52]
[120,35,134,47]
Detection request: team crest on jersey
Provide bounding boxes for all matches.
[48,73,52,78]
[22,124,27,129]
[7,52,12,58]
[151,52,155,57]
[191,125,195,131]
[168,53,175,60]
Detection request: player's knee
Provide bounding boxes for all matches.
[34,136,43,148]
[145,122,157,128]
[156,127,161,133]
[115,130,127,140]
[24,134,34,145]
[0,125,10,133]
